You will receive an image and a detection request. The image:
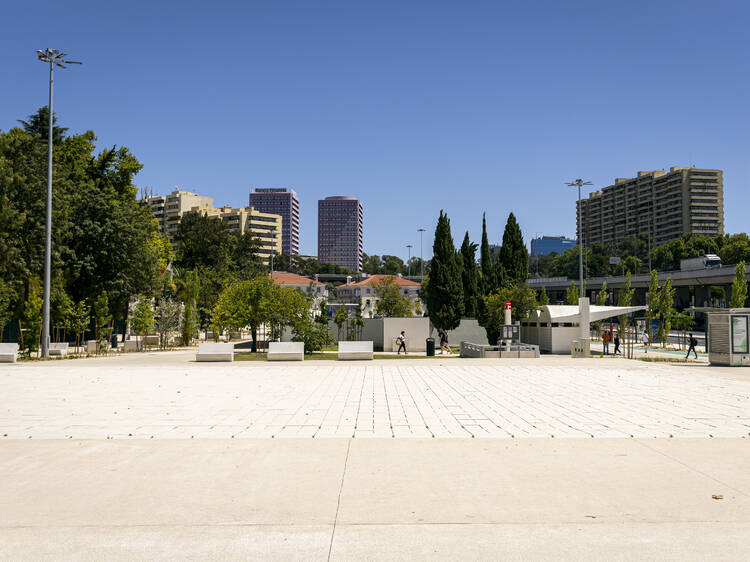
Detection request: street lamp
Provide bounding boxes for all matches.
[406,244,413,277]
[565,178,592,300]
[36,49,81,358]
[417,228,426,278]
[270,225,277,277]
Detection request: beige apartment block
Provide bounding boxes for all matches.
[577,167,724,247]
[141,189,282,265]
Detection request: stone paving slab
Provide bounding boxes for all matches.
[2,355,750,439]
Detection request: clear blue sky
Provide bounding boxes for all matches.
[2,0,748,260]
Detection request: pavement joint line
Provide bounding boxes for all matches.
[327,438,352,562]
[632,439,750,498]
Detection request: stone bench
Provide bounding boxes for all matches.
[196,342,235,362]
[268,342,304,361]
[123,339,142,352]
[0,343,19,363]
[49,343,69,357]
[338,341,373,360]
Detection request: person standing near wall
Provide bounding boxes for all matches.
[397,330,407,355]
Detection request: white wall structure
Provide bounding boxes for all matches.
[521,303,647,354]
[430,319,488,346]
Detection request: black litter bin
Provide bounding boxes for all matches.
[426,337,435,357]
[111,333,118,349]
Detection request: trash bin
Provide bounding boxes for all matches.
[111,333,118,349]
[426,337,435,357]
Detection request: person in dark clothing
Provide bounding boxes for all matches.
[686,333,698,359]
[613,332,621,355]
[397,330,407,355]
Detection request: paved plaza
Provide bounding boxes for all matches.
[2,353,750,560]
[2,352,749,439]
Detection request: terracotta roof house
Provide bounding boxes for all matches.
[336,274,422,318]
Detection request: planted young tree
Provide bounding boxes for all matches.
[593,281,609,339]
[131,297,155,351]
[178,269,200,346]
[657,278,676,347]
[316,300,329,327]
[617,272,635,337]
[353,301,365,340]
[156,298,181,348]
[424,211,464,331]
[267,285,309,341]
[459,232,480,318]
[499,212,529,285]
[730,261,748,308]
[212,276,275,352]
[51,288,73,343]
[538,286,549,306]
[566,281,579,305]
[646,270,659,323]
[92,292,111,354]
[71,300,90,353]
[334,305,349,342]
[23,287,43,356]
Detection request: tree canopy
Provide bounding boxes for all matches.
[423,211,464,330]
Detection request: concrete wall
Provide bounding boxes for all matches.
[383,317,430,351]
[430,318,488,346]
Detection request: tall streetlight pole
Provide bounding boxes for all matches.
[270,225,277,277]
[417,228,425,279]
[566,179,592,300]
[406,244,412,277]
[36,49,81,358]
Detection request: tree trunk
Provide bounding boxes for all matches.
[251,325,258,353]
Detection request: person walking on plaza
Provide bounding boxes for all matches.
[642,330,649,354]
[439,329,450,354]
[602,330,610,355]
[686,333,698,359]
[613,332,621,355]
[396,330,407,355]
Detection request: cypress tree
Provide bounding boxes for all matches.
[498,212,528,286]
[424,211,464,330]
[480,213,495,294]
[459,232,480,318]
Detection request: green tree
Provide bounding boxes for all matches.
[656,279,676,347]
[22,284,43,355]
[212,276,275,352]
[730,261,748,308]
[480,213,495,294]
[480,284,537,344]
[155,298,181,348]
[566,281,579,305]
[267,285,309,341]
[71,300,90,352]
[131,297,155,351]
[91,291,111,353]
[373,276,414,318]
[459,232,480,318]
[17,106,68,142]
[617,272,635,336]
[498,212,528,285]
[673,311,695,350]
[334,305,349,341]
[292,319,333,354]
[51,288,73,343]
[646,270,659,323]
[316,300,329,327]
[423,211,464,330]
[352,301,365,340]
[720,234,750,266]
[594,281,609,339]
[538,286,549,306]
[177,269,200,345]
[0,280,16,342]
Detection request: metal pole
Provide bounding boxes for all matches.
[418,228,425,278]
[578,184,584,299]
[406,244,412,277]
[270,227,275,277]
[41,59,54,358]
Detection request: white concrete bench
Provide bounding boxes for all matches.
[0,343,19,363]
[268,342,304,361]
[196,342,235,362]
[338,341,373,360]
[49,343,69,357]
[86,340,98,354]
[123,339,142,352]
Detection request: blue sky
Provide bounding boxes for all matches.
[2,0,748,259]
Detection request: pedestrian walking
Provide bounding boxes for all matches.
[642,330,649,354]
[602,330,610,355]
[396,330,407,355]
[613,332,621,355]
[686,333,698,359]
[439,329,450,355]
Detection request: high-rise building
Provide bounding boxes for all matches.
[142,189,282,265]
[318,196,363,272]
[249,188,300,255]
[577,167,724,247]
[530,236,578,256]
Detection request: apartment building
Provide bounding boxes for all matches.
[249,188,300,255]
[577,167,723,247]
[318,196,363,272]
[142,189,282,265]
[335,274,421,318]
